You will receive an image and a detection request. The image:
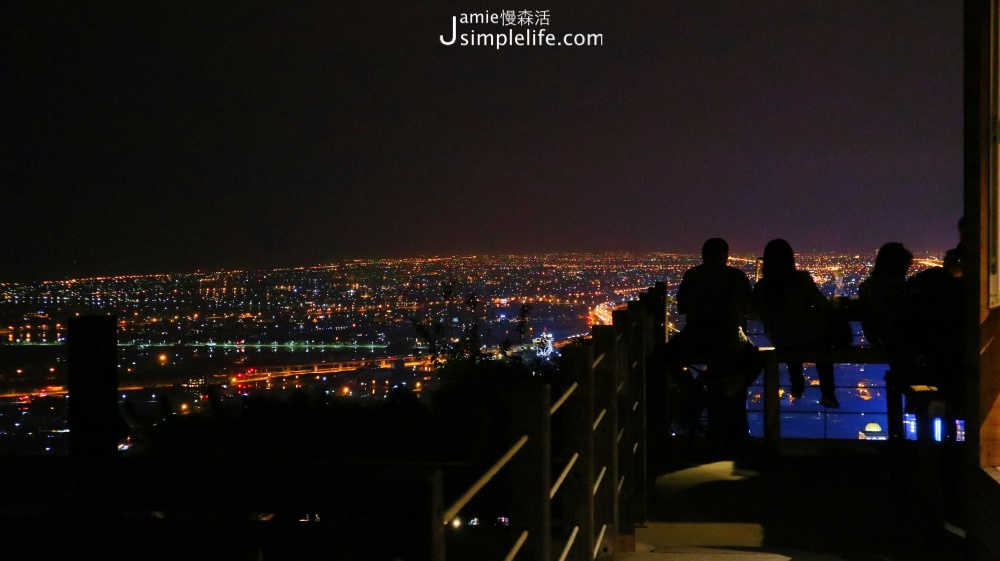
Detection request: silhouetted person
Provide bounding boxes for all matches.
[859,242,913,350]
[858,242,914,440]
[663,238,760,443]
[892,248,963,415]
[752,239,839,408]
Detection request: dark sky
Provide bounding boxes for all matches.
[4,1,963,281]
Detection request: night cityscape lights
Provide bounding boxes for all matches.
[0,252,942,454]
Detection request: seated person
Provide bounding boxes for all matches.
[891,248,963,413]
[752,239,839,408]
[663,238,760,441]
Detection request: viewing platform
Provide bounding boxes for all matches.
[625,285,967,561]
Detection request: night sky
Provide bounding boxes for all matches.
[4,2,963,281]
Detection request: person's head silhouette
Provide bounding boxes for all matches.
[872,242,912,279]
[701,238,729,266]
[761,239,795,279]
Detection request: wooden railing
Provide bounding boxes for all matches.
[436,294,656,561]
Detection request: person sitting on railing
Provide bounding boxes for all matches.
[752,239,840,408]
[858,242,913,439]
[662,237,761,442]
[891,247,964,423]
[859,242,913,350]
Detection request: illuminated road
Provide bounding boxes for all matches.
[589,302,615,325]
[230,355,433,384]
[0,355,435,399]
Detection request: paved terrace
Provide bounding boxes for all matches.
[622,437,967,561]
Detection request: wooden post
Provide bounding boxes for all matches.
[560,343,595,561]
[67,315,120,558]
[418,470,447,561]
[639,282,669,346]
[593,326,619,560]
[511,384,552,561]
[762,351,781,450]
[641,284,670,470]
[613,307,638,551]
[885,369,905,441]
[627,300,649,526]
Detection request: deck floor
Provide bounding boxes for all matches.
[621,437,968,561]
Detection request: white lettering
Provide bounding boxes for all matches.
[439,16,456,46]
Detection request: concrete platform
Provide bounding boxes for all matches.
[618,438,968,561]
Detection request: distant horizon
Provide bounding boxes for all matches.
[2,247,952,284]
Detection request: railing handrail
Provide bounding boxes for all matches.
[763,346,888,364]
[758,345,892,449]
